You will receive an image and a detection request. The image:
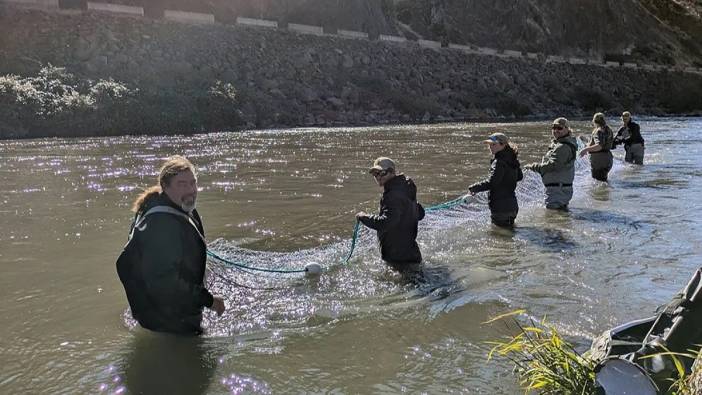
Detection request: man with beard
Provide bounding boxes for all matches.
[356,157,425,271]
[117,155,225,335]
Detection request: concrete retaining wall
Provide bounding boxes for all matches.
[164,10,214,24]
[288,23,323,35]
[2,0,701,77]
[503,49,522,58]
[417,39,441,49]
[337,29,368,39]
[476,47,497,55]
[236,16,278,28]
[546,55,567,63]
[568,57,587,65]
[87,2,142,16]
[448,43,473,53]
[379,34,406,43]
[2,0,57,8]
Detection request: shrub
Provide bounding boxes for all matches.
[485,311,597,394]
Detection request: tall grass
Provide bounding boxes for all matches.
[485,311,702,395]
[485,311,597,394]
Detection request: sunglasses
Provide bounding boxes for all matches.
[551,125,564,131]
[371,170,388,178]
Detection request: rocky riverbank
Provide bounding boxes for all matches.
[1,5,702,138]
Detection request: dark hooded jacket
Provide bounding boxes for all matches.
[469,146,523,213]
[359,174,425,265]
[614,120,644,148]
[118,192,213,335]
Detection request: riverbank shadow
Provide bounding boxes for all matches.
[121,331,217,395]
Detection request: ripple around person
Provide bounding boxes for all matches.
[120,140,605,337]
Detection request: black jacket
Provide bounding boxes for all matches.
[120,193,213,335]
[614,120,644,148]
[359,174,425,265]
[469,147,523,213]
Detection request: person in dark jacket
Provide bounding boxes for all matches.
[117,156,225,335]
[467,132,523,228]
[613,111,645,165]
[356,157,425,269]
[580,112,614,182]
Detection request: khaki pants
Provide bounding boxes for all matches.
[625,143,644,165]
[545,185,573,210]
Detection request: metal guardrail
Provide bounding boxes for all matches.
[2,0,700,75]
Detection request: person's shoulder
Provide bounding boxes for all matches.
[139,212,184,233]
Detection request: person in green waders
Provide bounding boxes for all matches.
[116,155,225,335]
[356,157,425,272]
[524,118,579,210]
[580,112,614,182]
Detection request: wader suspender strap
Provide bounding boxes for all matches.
[130,206,206,244]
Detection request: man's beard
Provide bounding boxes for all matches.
[181,195,197,212]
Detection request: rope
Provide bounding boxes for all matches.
[207,250,308,274]
[206,195,469,275]
[343,220,361,263]
[339,195,469,264]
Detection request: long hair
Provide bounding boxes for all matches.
[592,112,607,128]
[131,155,196,213]
[506,142,519,157]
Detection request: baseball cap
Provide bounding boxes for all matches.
[552,117,570,130]
[368,157,396,173]
[483,132,509,145]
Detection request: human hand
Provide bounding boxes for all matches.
[209,296,226,316]
[355,211,367,220]
[579,148,588,158]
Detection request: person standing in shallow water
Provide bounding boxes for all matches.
[356,157,425,271]
[613,111,645,165]
[467,133,523,228]
[116,155,225,335]
[524,117,579,210]
[580,112,614,182]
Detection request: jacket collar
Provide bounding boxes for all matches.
[383,174,407,192]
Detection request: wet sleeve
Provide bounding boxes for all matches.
[138,215,212,310]
[469,160,503,193]
[359,193,405,231]
[537,145,569,174]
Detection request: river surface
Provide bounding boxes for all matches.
[1,119,701,394]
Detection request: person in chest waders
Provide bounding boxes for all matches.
[116,155,225,335]
[580,112,614,182]
[356,157,425,272]
[613,111,645,165]
[467,133,523,228]
[524,118,578,210]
